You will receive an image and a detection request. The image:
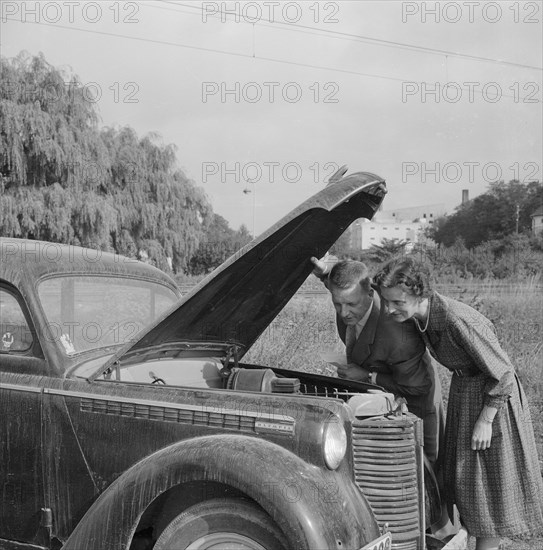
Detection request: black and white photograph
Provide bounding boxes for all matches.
[1,1,542,549]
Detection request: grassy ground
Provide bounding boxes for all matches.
[243,279,543,549]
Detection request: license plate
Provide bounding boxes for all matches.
[359,532,392,550]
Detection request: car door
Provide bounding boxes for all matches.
[0,284,46,543]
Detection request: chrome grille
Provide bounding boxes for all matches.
[352,415,424,550]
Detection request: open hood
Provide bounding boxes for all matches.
[91,170,386,378]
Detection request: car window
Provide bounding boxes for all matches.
[37,276,179,355]
[0,289,34,353]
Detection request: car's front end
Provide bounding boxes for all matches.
[1,171,435,549]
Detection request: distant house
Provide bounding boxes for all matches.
[347,203,446,250]
[350,219,426,249]
[531,205,543,235]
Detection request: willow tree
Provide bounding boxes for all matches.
[0,51,211,272]
[188,214,252,275]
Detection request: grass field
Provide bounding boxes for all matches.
[243,278,543,549]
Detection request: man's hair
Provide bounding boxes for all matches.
[328,260,372,292]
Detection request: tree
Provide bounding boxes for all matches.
[0,52,213,273]
[366,238,408,263]
[430,180,543,248]
[187,215,252,275]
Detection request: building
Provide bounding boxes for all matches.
[348,203,446,250]
[375,203,447,224]
[349,219,425,250]
[531,205,543,235]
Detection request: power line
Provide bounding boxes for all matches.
[149,0,543,71]
[0,18,425,83]
[4,17,540,102]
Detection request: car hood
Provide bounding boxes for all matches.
[91,171,386,378]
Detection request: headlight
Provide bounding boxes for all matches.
[322,415,347,469]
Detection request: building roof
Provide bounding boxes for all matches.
[531,205,543,217]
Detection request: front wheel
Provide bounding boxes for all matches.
[154,498,288,550]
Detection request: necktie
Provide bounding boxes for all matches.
[345,324,357,363]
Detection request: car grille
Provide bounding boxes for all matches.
[351,415,424,550]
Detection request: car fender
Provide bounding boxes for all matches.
[63,434,378,550]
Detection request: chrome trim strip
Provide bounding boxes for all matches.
[42,387,295,424]
[0,383,42,394]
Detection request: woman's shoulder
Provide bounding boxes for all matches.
[431,291,491,328]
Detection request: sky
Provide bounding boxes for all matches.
[1,0,542,236]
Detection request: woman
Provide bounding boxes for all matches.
[374,257,543,550]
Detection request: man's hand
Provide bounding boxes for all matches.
[333,362,370,382]
[310,256,328,278]
[311,255,339,280]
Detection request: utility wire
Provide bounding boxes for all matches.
[0,18,427,83]
[4,17,540,101]
[150,0,543,71]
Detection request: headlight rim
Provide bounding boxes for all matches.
[322,414,347,470]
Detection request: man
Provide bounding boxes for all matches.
[312,257,443,465]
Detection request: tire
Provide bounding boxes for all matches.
[153,498,288,550]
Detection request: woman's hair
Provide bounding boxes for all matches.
[373,256,433,298]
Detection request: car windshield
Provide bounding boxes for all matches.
[37,275,179,355]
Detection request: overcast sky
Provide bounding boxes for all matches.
[2,0,542,235]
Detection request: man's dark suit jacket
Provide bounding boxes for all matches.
[337,290,443,464]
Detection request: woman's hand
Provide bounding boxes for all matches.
[471,406,497,451]
[471,419,493,450]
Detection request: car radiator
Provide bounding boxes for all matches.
[351,415,425,550]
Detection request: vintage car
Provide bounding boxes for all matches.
[0,171,450,550]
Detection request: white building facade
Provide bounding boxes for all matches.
[348,203,447,250]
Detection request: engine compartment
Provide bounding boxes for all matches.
[113,358,397,418]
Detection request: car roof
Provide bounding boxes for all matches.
[0,238,178,290]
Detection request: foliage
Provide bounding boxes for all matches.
[0,52,103,189]
[187,215,252,275]
[0,52,214,273]
[430,180,543,247]
[414,234,543,280]
[365,238,408,263]
[329,229,408,264]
